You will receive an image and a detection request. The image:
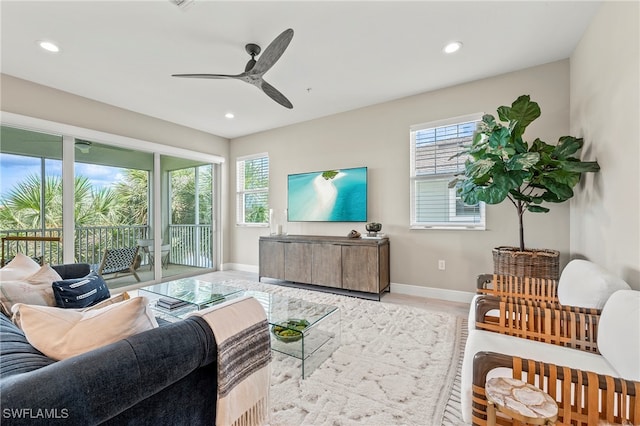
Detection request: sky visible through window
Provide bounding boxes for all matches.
[0,153,128,201]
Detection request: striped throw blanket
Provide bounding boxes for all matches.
[189,296,271,426]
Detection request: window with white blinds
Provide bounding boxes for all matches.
[236,153,269,225]
[410,114,485,229]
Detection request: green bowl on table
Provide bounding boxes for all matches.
[271,319,310,343]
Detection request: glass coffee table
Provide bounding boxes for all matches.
[244,291,340,379]
[138,278,243,321]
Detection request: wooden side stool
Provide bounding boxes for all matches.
[485,377,558,425]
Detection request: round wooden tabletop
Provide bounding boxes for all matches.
[485,377,558,425]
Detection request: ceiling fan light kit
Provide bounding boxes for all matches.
[172,28,294,109]
[75,140,92,154]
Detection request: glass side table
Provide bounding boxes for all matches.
[138,278,243,322]
[244,290,340,379]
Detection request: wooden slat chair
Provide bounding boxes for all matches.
[474,296,600,353]
[462,289,640,425]
[472,261,631,336]
[472,352,640,425]
[477,273,561,304]
[96,247,140,282]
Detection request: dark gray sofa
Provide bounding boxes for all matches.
[0,264,220,425]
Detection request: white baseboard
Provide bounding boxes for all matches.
[391,282,474,304]
[222,264,474,304]
[222,263,258,273]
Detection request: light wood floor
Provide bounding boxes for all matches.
[137,269,471,319]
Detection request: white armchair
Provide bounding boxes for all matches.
[461,289,640,425]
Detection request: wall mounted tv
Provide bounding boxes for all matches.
[287,166,367,222]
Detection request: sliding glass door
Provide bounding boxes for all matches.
[74,139,154,287]
[0,126,63,264]
[0,123,220,289]
[162,155,215,279]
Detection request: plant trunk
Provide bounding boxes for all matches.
[518,200,525,251]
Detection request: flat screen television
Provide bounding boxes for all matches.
[287,166,367,222]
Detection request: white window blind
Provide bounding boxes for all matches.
[236,153,269,225]
[410,114,485,229]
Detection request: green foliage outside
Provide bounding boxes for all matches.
[243,160,268,223]
[0,165,213,230]
[451,95,600,250]
[0,174,129,229]
[170,165,213,225]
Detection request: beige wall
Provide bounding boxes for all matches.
[230,60,573,292]
[0,74,232,265]
[569,1,640,289]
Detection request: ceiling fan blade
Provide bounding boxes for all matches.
[253,28,294,74]
[261,80,293,109]
[171,73,244,80]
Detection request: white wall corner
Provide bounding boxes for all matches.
[390,282,475,304]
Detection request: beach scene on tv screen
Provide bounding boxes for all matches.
[288,167,367,222]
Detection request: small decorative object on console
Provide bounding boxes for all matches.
[365,222,382,237]
[347,230,361,238]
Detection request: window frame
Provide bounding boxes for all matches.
[410,113,486,230]
[236,152,269,227]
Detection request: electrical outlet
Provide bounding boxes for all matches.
[438,260,445,270]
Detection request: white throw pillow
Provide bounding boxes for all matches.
[24,264,63,285]
[557,259,630,309]
[11,296,159,360]
[0,253,41,281]
[0,265,63,314]
[0,281,57,314]
[596,290,640,381]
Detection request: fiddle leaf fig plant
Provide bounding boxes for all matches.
[451,95,600,251]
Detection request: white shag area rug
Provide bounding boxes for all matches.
[204,277,466,426]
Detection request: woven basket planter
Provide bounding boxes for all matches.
[492,246,560,280]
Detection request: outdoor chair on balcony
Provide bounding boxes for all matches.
[96,247,141,282]
[137,239,170,270]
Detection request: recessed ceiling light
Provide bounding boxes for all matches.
[225,112,235,119]
[443,41,463,54]
[38,40,60,53]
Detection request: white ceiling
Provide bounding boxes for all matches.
[1,1,601,139]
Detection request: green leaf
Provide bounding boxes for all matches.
[506,152,540,171]
[466,159,495,179]
[472,132,484,145]
[488,127,511,148]
[541,191,562,202]
[528,205,550,213]
[513,137,528,154]
[546,170,581,187]
[530,138,555,154]
[510,190,533,203]
[541,178,574,200]
[448,177,461,189]
[560,160,600,173]
[553,136,583,159]
[477,184,510,204]
[508,95,541,138]
[497,105,511,122]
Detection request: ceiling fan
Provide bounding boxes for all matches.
[172,28,294,109]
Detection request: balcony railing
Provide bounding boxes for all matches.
[1,224,213,269]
